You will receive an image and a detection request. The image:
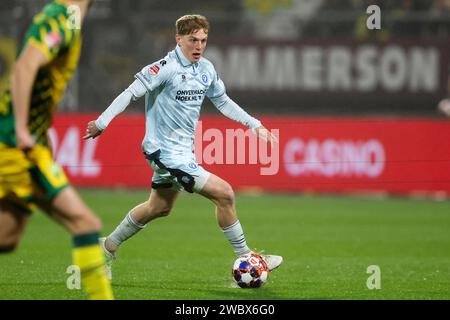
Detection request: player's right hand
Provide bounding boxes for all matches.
[83,120,103,139]
[16,129,36,151]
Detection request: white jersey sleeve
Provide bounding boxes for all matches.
[134,59,174,92]
[96,58,176,131]
[95,79,147,130]
[207,71,261,130]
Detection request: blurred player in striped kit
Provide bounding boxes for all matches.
[0,0,113,300]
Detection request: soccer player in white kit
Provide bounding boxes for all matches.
[83,14,283,280]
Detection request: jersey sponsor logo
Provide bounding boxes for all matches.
[175,89,206,102]
[148,65,160,75]
[201,73,208,84]
[44,31,62,49]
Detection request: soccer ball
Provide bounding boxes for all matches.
[232,253,270,288]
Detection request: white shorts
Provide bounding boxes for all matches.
[148,156,211,193]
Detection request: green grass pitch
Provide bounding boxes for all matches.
[0,189,449,300]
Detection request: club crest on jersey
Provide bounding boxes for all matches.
[188,162,198,169]
[201,73,208,84]
[148,65,160,75]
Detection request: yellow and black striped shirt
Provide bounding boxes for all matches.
[0,0,81,147]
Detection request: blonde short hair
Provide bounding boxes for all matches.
[175,14,210,35]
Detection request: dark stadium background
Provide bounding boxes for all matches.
[1,0,449,116]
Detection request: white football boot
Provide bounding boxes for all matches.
[241,252,283,271]
[99,237,115,281]
[259,254,283,271]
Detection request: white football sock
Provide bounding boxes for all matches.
[222,220,251,256]
[107,211,146,252]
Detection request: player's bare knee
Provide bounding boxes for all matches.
[145,203,172,218]
[76,210,102,232]
[155,204,173,217]
[90,214,102,231]
[217,184,235,208]
[158,207,172,217]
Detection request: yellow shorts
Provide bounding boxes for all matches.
[0,143,69,213]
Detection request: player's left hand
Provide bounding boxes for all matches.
[83,120,103,140]
[255,125,278,145]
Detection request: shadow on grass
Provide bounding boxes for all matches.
[111,281,285,300]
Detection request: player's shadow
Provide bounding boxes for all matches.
[112,281,283,300]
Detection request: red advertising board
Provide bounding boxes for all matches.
[50,114,450,197]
